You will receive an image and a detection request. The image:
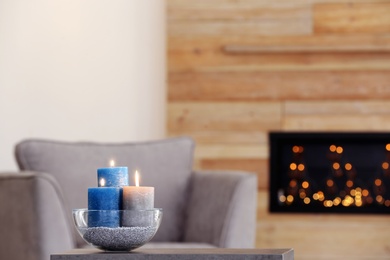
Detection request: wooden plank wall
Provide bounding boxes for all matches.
[167,1,390,258]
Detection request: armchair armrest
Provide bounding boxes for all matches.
[0,172,75,260]
[183,170,257,248]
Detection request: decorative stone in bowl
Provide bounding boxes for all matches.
[73,208,162,251]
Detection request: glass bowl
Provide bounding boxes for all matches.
[73,208,162,251]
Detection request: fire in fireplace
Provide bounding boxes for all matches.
[269,132,390,213]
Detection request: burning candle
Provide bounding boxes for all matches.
[122,170,155,227]
[87,186,122,227]
[97,160,129,187]
[123,170,154,210]
[87,160,128,227]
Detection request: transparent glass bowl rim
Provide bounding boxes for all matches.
[73,208,163,213]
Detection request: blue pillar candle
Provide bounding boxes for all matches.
[97,167,129,187]
[88,187,122,227]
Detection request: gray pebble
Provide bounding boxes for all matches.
[82,226,157,251]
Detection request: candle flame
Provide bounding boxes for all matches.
[100,178,106,187]
[135,170,140,187]
[109,160,115,167]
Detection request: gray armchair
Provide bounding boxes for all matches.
[0,137,257,260]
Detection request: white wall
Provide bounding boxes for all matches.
[0,0,166,171]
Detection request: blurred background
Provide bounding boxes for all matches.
[0,1,166,171]
[1,0,390,259]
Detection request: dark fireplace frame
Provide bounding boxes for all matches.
[269,132,390,214]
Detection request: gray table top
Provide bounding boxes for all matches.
[51,248,294,260]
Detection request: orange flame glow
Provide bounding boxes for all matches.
[135,170,140,187]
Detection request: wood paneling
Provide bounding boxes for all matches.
[167,0,390,258]
[169,34,390,52]
[169,131,267,145]
[169,13,312,37]
[168,35,390,72]
[314,3,390,34]
[284,101,390,130]
[285,100,390,115]
[169,71,390,101]
[168,102,281,132]
[284,115,390,131]
[168,2,312,36]
[194,144,268,159]
[169,5,311,21]
[167,0,383,10]
[223,44,390,54]
[169,49,390,72]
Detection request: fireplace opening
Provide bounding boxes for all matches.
[269,132,390,214]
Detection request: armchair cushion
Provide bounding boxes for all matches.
[15,137,195,246]
[184,170,257,248]
[0,172,74,260]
